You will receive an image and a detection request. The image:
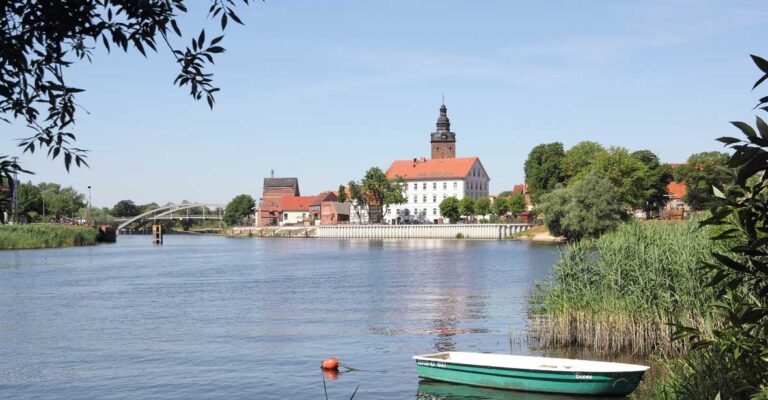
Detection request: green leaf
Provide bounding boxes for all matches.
[731,121,757,138]
[171,20,182,37]
[716,136,741,145]
[751,54,768,74]
[757,116,768,139]
[712,185,726,199]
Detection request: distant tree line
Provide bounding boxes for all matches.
[0,181,222,227]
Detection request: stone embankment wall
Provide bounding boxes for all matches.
[315,224,533,239]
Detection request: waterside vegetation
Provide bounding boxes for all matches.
[530,220,718,355]
[0,224,98,250]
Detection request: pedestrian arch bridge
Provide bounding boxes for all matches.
[116,203,224,232]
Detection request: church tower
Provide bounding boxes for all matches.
[430,102,456,159]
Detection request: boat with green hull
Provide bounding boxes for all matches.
[413,352,649,397]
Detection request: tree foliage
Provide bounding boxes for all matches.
[538,173,627,242]
[475,196,492,220]
[507,193,527,215]
[492,196,509,218]
[0,0,254,177]
[337,185,347,203]
[667,55,768,400]
[674,151,731,211]
[524,142,565,204]
[223,194,254,226]
[561,141,607,182]
[348,167,406,223]
[631,149,673,217]
[112,199,141,217]
[439,197,460,223]
[458,196,475,220]
[590,147,650,209]
[347,180,365,222]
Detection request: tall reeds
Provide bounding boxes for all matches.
[0,224,98,250]
[529,220,718,355]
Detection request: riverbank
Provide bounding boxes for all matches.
[0,224,98,250]
[510,225,565,243]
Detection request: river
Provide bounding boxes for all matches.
[0,235,625,399]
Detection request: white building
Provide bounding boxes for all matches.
[381,103,491,224]
[385,156,490,223]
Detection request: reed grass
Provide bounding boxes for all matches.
[529,220,719,355]
[0,224,98,250]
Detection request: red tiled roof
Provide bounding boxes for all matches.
[667,182,687,199]
[310,191,337,206]
[280,196,315,211]
[512,184,526,195]
[386,157,479,180]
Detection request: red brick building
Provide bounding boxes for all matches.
[309,191,338,223]
[320,201,350,225]
[258,177,300,226]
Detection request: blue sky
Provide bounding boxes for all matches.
[4,1,768,208]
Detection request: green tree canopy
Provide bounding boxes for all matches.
[459,197,475,220]
[674,151,731,210]
[538,172,627,242]
[1,1,253,177]
[112,200,142,217]
[507,193,527,215]
[359,167,406,223]
[562,141,607,182]
[524,142,565,203]
[223,194,255,226]
[475,197,492,220]
[337,185,347,203]
[591,147,649,209]
[439,197,461,223]
[34,183,85,219]
[492,197,510,218]
[631,149,673,217]
[347,180,365,222]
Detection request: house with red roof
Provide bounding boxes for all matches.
[279,195,315,225]
[383,103,490,224]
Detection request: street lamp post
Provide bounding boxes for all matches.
[87,185,92,226]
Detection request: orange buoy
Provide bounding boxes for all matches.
[322,357,340,370]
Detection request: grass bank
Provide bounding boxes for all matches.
[0,224,98,250]
[529,220,719,355]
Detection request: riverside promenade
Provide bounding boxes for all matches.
[229,224,535,239]
[316,223,533,239]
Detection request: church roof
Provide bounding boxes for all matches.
[386,157,479,180]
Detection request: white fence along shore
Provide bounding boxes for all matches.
[315,223,534,239]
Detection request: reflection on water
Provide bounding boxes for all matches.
[416,380,625,400]
[0,236,565,399]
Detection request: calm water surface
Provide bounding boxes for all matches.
[0,236,571,399]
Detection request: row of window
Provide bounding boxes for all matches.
[395,208,438,216]
[407,181,487,192]
[412,194,453,204]
[410,182,457,191]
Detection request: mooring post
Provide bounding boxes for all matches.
[152,224,163,245]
